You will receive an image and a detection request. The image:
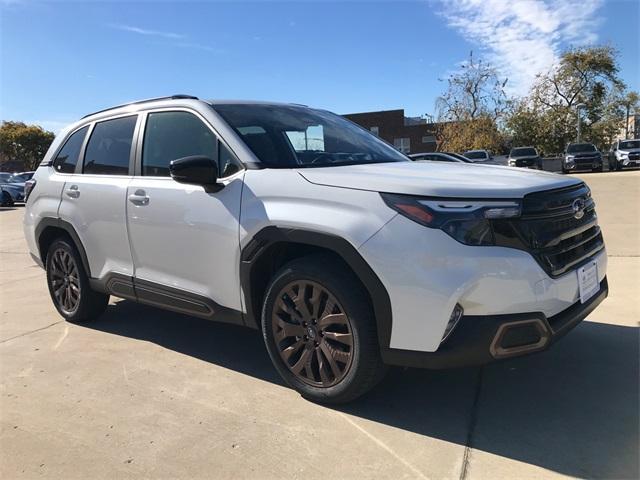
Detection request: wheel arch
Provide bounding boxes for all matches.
[35,218,92,277]
[240,226,393,348]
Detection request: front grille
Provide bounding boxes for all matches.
[493,183,605,277]
[628,153,640,161]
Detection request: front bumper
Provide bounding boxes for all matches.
[382,277,607,368]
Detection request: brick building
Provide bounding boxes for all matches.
[343,109,437,154]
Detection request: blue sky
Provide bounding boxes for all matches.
[1,0,638,133]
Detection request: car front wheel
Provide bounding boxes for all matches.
[261,255,386,404]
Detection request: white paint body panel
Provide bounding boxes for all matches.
[125,173,244,310]
[239,169,396,250]
[57,174,134,278]
[299,161,580,197]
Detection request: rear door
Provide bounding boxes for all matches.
[125,109,244,314]
[58,114,139,281]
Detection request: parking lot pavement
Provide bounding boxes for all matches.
[1,171,638,479]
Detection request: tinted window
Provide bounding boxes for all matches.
[53,126,89,174]
[142,111,217,177]
[218,142,241,177]
[84,116,137,175]
[213,103,408,168]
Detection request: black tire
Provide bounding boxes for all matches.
[1,191,13,207]
[261,255,386,404]
[45,238,109,323]
[592,164,603,172]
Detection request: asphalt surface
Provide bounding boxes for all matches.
[1,171,638,479]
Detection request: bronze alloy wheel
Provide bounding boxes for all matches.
[49,248,81,315]
[272,280,354,387]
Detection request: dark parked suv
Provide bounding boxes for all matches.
[563,143,603,173]
[508,147,542,169]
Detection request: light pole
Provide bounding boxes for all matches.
[576,103,586,142]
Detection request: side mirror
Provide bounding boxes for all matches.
[170,155,219,190]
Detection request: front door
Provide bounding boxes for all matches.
[125,109,244,316]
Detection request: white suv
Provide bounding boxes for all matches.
[24,96,608,403]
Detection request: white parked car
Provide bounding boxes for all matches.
[608,139,640,170]
[24,96,608,403]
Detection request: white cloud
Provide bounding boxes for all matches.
[108,23,186,40]
[436,0,604,95]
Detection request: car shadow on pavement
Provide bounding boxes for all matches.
[88,301,639,479]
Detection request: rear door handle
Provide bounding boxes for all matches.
[128,189,149,206]
[65,185,80,198]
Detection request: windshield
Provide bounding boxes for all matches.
[212,104,409,168]
[464,151,487,159]
[567,143,596,153]
[619,140,640,149]
[510,147,537,157]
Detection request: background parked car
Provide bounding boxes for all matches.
[463,149,492,162]
[608,139,640,170]
[508,147,542,169]
[409,152,467,163]
[563,143,603,173]
[0,179,24,205]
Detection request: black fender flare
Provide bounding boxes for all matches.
[240,226,393,348]
[35,218,93,278]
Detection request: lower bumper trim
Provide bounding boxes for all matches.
[381,277,608,369]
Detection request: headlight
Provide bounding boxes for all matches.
[381,193,521,246]
[565,155,575,163]
[618,152,628,158]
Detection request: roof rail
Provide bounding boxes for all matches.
[81,94,199,119]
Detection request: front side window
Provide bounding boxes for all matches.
[53,126,89,174]
[213,104,408,168]
[84,116,137,175]
[394,137,410,154]
[142,111,219,177]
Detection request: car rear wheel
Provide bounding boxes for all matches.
[261,255,386,404]
[1,191,13,207]
[46,238,109,322]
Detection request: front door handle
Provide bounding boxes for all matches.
[128,189,149,206]
[65,185,80,198]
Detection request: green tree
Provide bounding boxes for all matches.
[506,46,636,153]
[0,121,55,171]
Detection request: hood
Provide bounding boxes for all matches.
[510,155,539,160]
[298,162,581,198]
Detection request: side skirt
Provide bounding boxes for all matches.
[90,273,244,326]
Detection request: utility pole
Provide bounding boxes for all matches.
[576,103,586,142]
[625,103,630,139]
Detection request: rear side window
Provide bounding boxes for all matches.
[142,111,217,177]
[53,126,89,173]
[83,116,137,175]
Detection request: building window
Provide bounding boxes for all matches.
[394,137,410,153]
[370,126,379,136]
[422,135,436,143]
